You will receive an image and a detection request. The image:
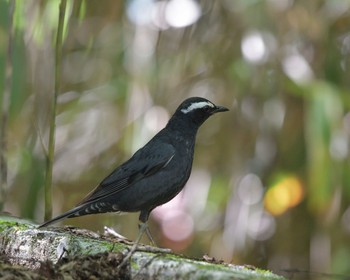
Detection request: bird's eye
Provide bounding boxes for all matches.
[203,106,211,112]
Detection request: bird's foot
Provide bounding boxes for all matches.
[117,242,172,269]
[117,241,138,269]
[117,220,172,269]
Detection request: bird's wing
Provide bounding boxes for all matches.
[76,142,175,206]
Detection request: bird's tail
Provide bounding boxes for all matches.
[38,205,84,228]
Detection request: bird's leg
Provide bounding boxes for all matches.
[138,210,172,253]
[118,211,150,268]
[117,211,171,268]
[143,222,156,246]
[138,210,153,245]
[138,222,172,254]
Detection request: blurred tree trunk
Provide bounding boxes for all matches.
[0,0,15,211]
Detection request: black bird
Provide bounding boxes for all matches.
[39,97,228,245]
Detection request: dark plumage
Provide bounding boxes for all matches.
[39,97,228,244]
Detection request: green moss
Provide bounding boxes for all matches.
[0,216,34,232]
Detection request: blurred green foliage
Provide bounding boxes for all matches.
[0,0,350,278]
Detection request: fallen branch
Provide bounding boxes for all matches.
[0,215,284,279]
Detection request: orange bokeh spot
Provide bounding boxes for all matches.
[264,176,304,216]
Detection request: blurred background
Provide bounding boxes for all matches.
[0,0,350,278]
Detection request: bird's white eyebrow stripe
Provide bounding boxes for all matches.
[181,101,214,114]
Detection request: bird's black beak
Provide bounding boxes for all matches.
[212,105,229,113]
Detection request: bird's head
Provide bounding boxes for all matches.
[171,97,229,128]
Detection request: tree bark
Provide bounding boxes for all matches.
[0,215,284,279]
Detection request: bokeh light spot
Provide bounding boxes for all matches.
[127,0,154,26]
[341,206,350,233]
[263,99,286,129]
[238,173,264,205]
[330,131,349,161]
[165,0,201,28]
[144,106,169,133]
[264,176,304,215]
[282,53,314,83]
[161,210,194,242]
[248,211,276,241]
[241,32,267,64]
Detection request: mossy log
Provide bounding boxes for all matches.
[0,215,284,279]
